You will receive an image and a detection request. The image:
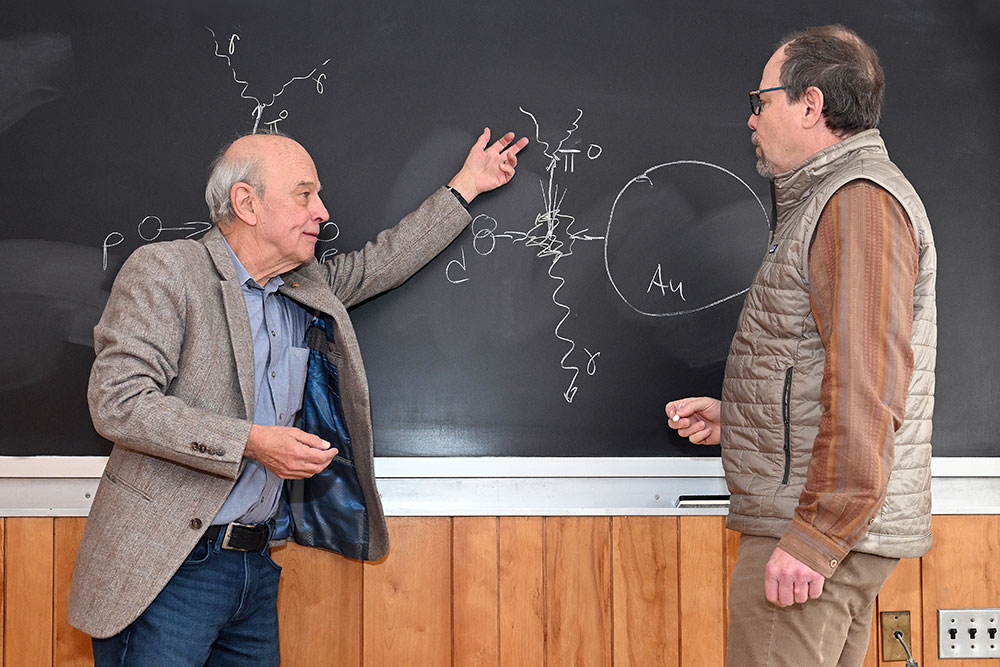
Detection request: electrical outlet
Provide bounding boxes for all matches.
[881,610,912,662]
[938,609,1000,659]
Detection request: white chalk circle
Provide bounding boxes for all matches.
[604,160,770,317]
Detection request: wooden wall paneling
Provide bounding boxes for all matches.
[498,517,545,667]
[1,519,5,667]
[723,526,740,652]
[611,516,680,667]
[453,517,500,667]
[544,517,612,667]
[678,516,726,667]
[4,514,1000,666]
[874,556,923,666]
[53,518,90,667]
[723,528,741,579]
[4,517,54,667]
[273,542,363,666]
[921,515,1000,667]
[363,517,452,667]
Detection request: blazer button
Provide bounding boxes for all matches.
[190,442,199,451]
[190,518,203,530]
[198,444,207,452]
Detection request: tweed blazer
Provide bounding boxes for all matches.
[68,188,470,639]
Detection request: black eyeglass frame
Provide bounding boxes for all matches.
[748,86,786,115]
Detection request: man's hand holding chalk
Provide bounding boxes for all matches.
[664,397,723,445]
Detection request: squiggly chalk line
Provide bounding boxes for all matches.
[206,27,330,133]
[515,107,603,402]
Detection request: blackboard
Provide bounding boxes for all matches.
[1,0,997,458]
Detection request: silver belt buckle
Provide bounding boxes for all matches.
[221,522,254,551]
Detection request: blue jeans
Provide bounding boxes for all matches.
[92,528,282,667]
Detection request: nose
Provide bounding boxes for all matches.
[747,113,758,131]
[311,193,330,223]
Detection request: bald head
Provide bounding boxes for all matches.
[225,133,310,171]
[206,132,329,282]
[205,133,313,226]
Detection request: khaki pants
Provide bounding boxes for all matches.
[726,535,898,667]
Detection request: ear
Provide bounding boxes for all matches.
[230,182,258,226]
[800,86,826,130]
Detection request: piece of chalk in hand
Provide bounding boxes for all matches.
[672,414,680,422]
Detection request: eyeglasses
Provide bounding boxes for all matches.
[748,86,786,115]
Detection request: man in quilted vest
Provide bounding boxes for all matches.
[666,25,935,666]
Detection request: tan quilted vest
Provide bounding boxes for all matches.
[720,130,936,558]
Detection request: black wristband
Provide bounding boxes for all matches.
[445,185,469,209]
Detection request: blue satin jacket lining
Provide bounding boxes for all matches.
[275,315,370,560]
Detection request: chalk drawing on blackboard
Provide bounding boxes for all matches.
[604,161,769,317]
[317,221,340,262]
[100,29,334,269]
[447,107,604,402]
[446,113,770,402]
[647,266,686,301]
[556,143,603,173]
[137,216,211,242]
[206,27,330,134]
[445,247,470,285]
[102,215,213,270]
[101,232,124,271]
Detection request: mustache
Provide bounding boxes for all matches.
[750,131,760,147]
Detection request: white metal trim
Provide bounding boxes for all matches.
[0,456,996,516]
[2,455,997,478]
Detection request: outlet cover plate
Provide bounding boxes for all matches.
[938,608,1000,659]
[881,610,912,661]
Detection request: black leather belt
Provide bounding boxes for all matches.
[205,521,272,552]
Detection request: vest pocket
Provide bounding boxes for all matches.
[781,367,793,484]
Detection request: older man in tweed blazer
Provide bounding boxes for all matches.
[69,129,527,665]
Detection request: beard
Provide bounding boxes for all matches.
[751,132,777,178]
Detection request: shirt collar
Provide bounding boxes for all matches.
[220,236,284,293]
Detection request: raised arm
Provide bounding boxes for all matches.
[325,127,528,307]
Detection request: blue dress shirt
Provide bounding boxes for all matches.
[213,238,310,525]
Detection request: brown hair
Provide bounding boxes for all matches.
[778,25,884,136]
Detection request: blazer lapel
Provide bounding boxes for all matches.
[278,262,341,317]
[203,228,256,420]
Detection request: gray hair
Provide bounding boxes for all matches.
[204,144,263,226]
[777,25,884,137]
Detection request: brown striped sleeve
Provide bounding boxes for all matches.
[777,180,918,578]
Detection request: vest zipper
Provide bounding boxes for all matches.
[781,367,793,484]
